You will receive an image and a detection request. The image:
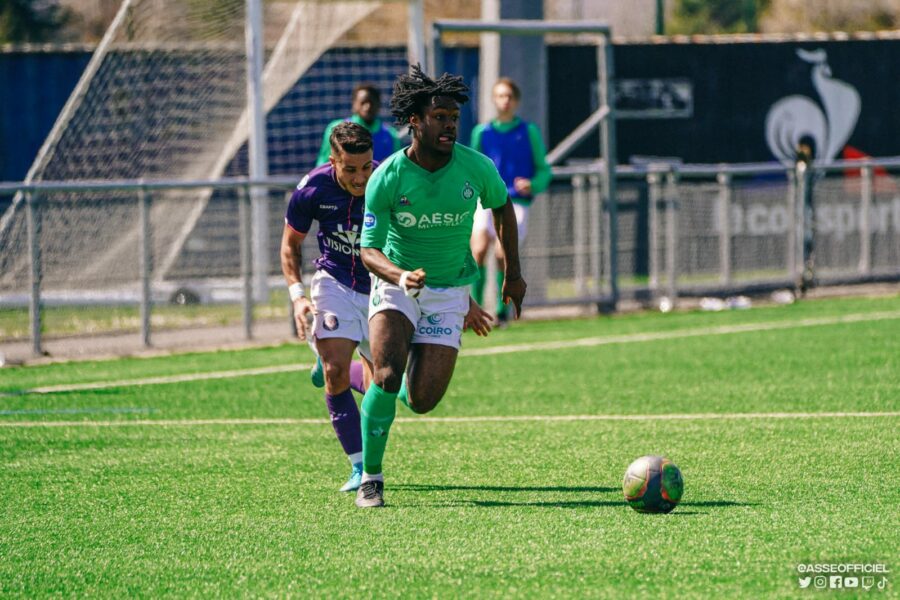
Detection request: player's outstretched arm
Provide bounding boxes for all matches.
[280,224,315,340]
[360,247,426,291]
[491,199,526,318]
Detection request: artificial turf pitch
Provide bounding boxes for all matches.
[1,294,898,597]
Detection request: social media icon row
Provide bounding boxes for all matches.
[799,575,888,590]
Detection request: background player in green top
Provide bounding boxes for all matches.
[316,83,404,166]
[470,77,551,324]
[355,65,526,508]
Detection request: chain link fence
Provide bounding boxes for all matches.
[2,157,899,359]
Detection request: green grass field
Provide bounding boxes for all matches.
[0,291,291,341]
[1,294,898,597]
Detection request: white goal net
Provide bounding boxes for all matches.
[0,0,402,298]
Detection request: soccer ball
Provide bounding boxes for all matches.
[622,455,684,513]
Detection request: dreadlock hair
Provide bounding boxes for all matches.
[390,64,469,134]
[329,122,373,156]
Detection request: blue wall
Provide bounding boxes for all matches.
[0,50,92,182]
[5,39,898,184]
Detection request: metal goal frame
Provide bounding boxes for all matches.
[429,20,620,306]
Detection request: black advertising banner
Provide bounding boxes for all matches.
[548,39,900,165]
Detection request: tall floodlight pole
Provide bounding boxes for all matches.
[408,0,425,68]
[479,0,500,123]
[246,0,269,304]
[656,0,665,35]
[432,19,618,310]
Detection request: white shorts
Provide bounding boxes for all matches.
[368,276,469,350]
[473,201,529,242]
[310,270,371,360]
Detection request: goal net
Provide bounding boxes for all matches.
[0,0,406,304]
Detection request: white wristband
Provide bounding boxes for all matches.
[398,271,412,293]
[288,282,305,301]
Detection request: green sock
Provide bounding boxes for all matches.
[495,270,506,317]
[472,264,487,305]
[397,373,410,411]
[360,382,397,475]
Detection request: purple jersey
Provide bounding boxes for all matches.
[285,163,372,294]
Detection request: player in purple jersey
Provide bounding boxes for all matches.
[280,122,376,492]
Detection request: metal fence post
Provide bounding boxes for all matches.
[599,33,619,308]
[26,191,43,356]
[572,175,587,296]
[588,174,602,296]
[717,170,732,285]
[139,185,152,347]
[647,171,661,295]
[239,183,254,340]
[665,170,679,303]
[795,161,811,290]
[859,164,873,275]
[786,168,799,284]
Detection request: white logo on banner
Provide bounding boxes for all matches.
[765,49,861,165]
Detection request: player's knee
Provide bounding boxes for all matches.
[322,361,349,387]
[372,366,402,392]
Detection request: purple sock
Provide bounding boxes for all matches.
[325,388,362,457]
[349,360,366,394]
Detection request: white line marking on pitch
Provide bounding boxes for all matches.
[1,363,314,397]
[460,310,900,357]
[4,309,899,397]
[0,411,898,428]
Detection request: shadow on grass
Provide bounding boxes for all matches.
[467,499,754,509]
[394,483,619,493]
[408,499,754,510]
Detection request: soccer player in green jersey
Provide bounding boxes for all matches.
[355,65,526,508]
[316,83,404,166]
[470,77,551,325]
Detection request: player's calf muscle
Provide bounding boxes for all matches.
[406,348,457,413]
[406,392,440,414]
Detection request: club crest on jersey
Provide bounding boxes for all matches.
[399,195,411,206]
[462,181,475,200]
[323,314,339,331]
[364,213,376,228]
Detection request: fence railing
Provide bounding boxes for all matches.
[1,157,899,356]
[547,156,900,304]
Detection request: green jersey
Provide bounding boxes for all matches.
[361,144,508,288]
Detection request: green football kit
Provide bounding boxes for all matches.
[358,144,509,480]
[361,143,508,288]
